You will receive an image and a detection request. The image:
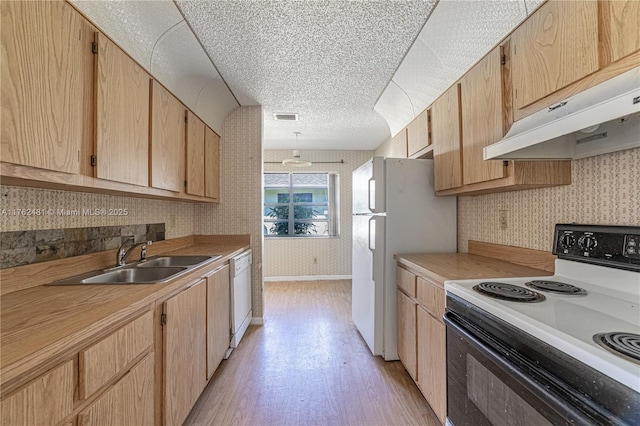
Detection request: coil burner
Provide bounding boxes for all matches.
[473,282,546,303]
[525,280,587,295]
[593,332,640,364]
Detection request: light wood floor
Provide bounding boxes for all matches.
[185,280,440,426]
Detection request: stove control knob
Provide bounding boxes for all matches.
[560,233,576,249]
[579,235,597,251]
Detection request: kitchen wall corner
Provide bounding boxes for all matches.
[458,147,640,252]
[194,106,265,317]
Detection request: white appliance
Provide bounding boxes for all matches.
[444,224,640,425]
[484,66,640,160]
[229,249,252,349]
[352,157,456,360]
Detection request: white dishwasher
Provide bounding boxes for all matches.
[229,249,252,350]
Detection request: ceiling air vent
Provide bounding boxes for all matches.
[273,113,299,121]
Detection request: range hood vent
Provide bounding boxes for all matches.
[484,67,640,160]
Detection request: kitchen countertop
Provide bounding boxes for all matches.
[395,253,553,285]
[0,239,249,389]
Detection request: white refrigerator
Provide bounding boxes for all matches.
[352,157,456,360]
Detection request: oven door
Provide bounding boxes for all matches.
[444,312,599,426]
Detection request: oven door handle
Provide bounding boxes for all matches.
[443,312,603,425]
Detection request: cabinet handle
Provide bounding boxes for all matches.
[548,101,567,112]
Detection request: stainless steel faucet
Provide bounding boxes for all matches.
[116,236,152,267]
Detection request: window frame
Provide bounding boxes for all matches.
[263,172,339,238]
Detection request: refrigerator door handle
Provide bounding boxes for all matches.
[368,216,376,252]
[368,178,375,212]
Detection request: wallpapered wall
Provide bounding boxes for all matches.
[263,149,373,279]
[195,106,265,318]
[0,186,195,238]
[458,147,640,253]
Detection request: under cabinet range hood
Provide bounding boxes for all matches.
[484,67,640,160]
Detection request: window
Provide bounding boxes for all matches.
[264,172,339,237]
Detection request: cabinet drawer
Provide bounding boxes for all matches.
[416,277,445,321]
[78,353,155,426]
[79,311,153,398]
[1,360,74,425]
[396,266,416,298]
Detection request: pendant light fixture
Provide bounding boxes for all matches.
[282,132,311,167]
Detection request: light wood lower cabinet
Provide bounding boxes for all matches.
[79,311,153,399]
[206,264,230,379]
[396,266,446,424]
[396,289,417,381]
[417,306,446,424]
[163,279,207,426]
[1,360,74,425]
[78,354,155,426]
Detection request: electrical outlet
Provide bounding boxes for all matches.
[169,214,176,227]
[312,257,317,265]
[499,210,508,230]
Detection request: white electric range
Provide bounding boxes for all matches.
[443,224,640,426]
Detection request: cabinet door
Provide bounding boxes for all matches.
[1,1,92,174]
[95,32,150,186]
[207,264,230,378]
[511,0,598,116]
[417,306,446,424]
[389,129,407,158]
[407,110,429,157]
[150,80,185,192]
[186,111,205,196]
[78,354,154,426]
[460,47,506,185]
[204,126,220,200]
[1,360,74,425]
[396,289,417,381]
[432,85,463,191]
[163,280,207,426]
[601,0,640,65]
[79,311,153,399]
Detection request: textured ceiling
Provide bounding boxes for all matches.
[176,0,438,150]
[376,0,545,137]
[71,0,239,133]
[71,0,545,151]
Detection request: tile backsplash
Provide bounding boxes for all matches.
[458,147,640,253]
[0,223,165,268]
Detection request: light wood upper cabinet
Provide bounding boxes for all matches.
[460,47,506,185]
[600,0,640,65]
[150,80,185,192]
[417,306,446,424]
[407,110,430,157]
[95,32,150,186]
[1,360,74,425]
[186,111,206,197]
[511,0,598,119]
[1,1,93,174]
[78,354,155,426]
[432,85,463,191]
[204,126,221,201]
[389,129,408,158]
[396,289,417,381]
[163,279,207,426]
[206,264,230,379]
